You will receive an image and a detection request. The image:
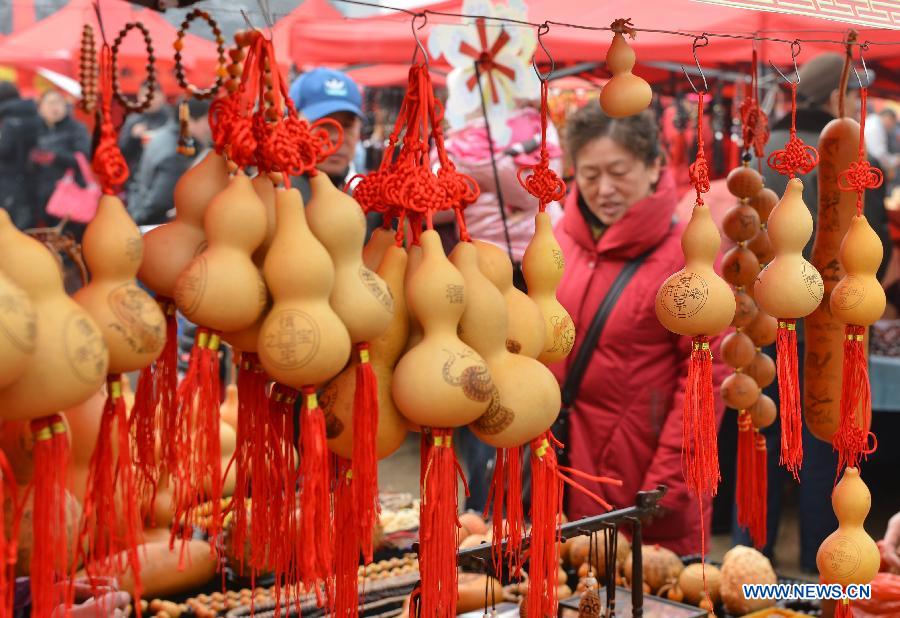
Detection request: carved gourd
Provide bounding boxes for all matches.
[258,187,351,387]
[138,151,230,298]
[473,239,545,358]
[451,241,560,446]
[830,215,885,328]
[74,195,165,373]
[392,230,494,427]
[522,212,575,365]
[0,269,36,389]
[306,174,393,343]
[0,210,108,419]
[599,27,652,118]
[174,171,267,333]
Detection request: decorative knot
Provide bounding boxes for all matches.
[518,153,566,210]
[767,133,818,178]
[92,132,128,194]
[739,97,769,158]
[689,148,710,202]
[838,160,883,195]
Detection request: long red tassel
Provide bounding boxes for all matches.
[833,325,876,476]
[157,299,179,484]
[751,431,768,549]
[505,446,525,577]
[835,598,853,618]
[0,452,21,618]
[299,386,332,599]
[419,429,466,618]
[334,457,360,618]
[683,336,720,498]
[485,447,506,576]
[735,410,756,543]
[171,329,222,558]
[267,383,299,612]
[527,433,562,618]
[776,319,803,479]
[352,343,379,564]
[29,415,69,618]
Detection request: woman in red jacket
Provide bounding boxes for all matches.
[551,101,729,556]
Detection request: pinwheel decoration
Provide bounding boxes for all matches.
[428,0,539,146]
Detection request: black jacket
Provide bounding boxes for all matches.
[30,114,91,218]
[118,107,173,186]
[0,97,40,228]
[127,124,195,225]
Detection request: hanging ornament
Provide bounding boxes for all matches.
[78,24,97,114]
[599,18,653,118]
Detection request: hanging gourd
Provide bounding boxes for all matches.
[599,19,652,118]
[816,467,881,617]
[829,83,884,477]
[755,57,823,480]
[0,271,36,390]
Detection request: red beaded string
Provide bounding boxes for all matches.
[767,83,819,178]
[517,80,566,212]
[689,91,710,205]
[838,87,883,215]
[92,44,129,195]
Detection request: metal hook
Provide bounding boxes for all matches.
[681,34,709,94]
[532,22,554,82]
[411,12,429,67]
[92,0,108,45]
[852,42,870,88]
[770,39,801,84]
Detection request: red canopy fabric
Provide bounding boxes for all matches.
[0,0,218,96]
[272,0,344,66]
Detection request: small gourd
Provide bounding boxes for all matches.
[0,210,109,419]
[726,166,764,201]
[599,25,652,119]
[392,230,494,427]
[830,215,885,326]
[720,373,760,411]
[451,241,560,447]
[174,171,267,333]
[0,269,36,389]
[522,211,575,365]
[323,244,410,459]
[720,331,756,370]
[258,187,351,387]
[306,174,393,343]
[754,178,824,319]
[749,394,776,429]
[745,352,776,390]
[655,203,735,337]
[74,195,165,373]
[363,226,397,272]
[749,187,778,225]
[138,150,230,298]
[473,239,545,358]
[816,467,880,589]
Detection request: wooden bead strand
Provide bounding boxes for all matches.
[225,32,250,95]
[111,22,157,114]
[78,24,98,113]
[174,9,227,100]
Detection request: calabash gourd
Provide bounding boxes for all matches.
[830,215,885,328]
[655,203,735,337]
[749,394,776,429]
[749,188,778,225]
[404,244,425,352]
[393,230,494,427]
[816,467,880,589]
[450,241,560,447]
[74,195,165,373]
[720,373,760,411]
[725,166,764,201]
[306,173,393,343]
[599,30,652,118]
[363,226,397,272]
[0,269,36,389]
[138,150,230,298]
[721,331,756,370]
[754,178,824,319]
[0,210,109,419]
[174,171,268,333]
[473,239,545,358]
[258,187,351,387]
[732,290,758,329]
[323,244,410,459]
[522,212,575,365]
[745,352,776,390]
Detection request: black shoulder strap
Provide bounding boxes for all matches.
[560,249,653,410]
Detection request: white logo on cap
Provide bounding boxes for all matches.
[324,78,348,97]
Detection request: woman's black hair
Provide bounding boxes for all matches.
[0,81,20,103]
[565,100,662,166]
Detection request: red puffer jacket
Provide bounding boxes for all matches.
[550,169,730,556]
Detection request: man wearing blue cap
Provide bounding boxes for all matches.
[289,67,364,193]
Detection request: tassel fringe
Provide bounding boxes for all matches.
[527,433,562,618]
[833,325,876,476]
[776,320,803,479]
[683,336,720,498]
[299,387,332,597]
[333,458,360,618]
[735,411,755,541]
[751,431,768,549]
[0,452,20,618]
[352,343,379,564]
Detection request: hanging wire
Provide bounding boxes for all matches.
[532,22,555,82]
[853,42,871,88]
[769,39,802,84]
[683,34,709,94]
[410,12,430,66]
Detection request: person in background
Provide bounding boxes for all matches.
[550,102,729,555]
[0,81,40,229]
[127,99,211,226]
[865,107,898,190]
[118,82,172,192]
[28,89,90,225]
[748,52,891,573]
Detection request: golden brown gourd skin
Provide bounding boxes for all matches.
[0,269,36,390]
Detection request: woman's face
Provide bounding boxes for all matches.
[39,92,67,126]
[574,136,661,226]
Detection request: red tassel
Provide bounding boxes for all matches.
[485,447,506,576]
[776,319,803,479]
[505,446,525,576]
[527,433,562,618]
[0,452,21,618]
[735,410,756,542]
[28,415,69,618]
[683,336,720,498]
[157,299,179,482]
[352,343,379,564]
[333,457,360,618]
[299,387,332,595]
[833,324,876,476]
[77,376,144,607]
[751,431,768,549]
[171,329,223,557]
[835,598,853,618]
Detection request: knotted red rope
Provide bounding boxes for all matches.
[739,49,770,160]
[767,83,819,178]
[517,81,566,212]
[689,92,711,205]
[91,44,128,194]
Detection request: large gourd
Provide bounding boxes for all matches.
[393,230,494,427]
[473,239,545,358]
[74,195,165,373]
[451,241,560,446]
[138,151,230,298]
[0,269,36,389]
[0,210,108,418]
[174,170,267,333]
[522,212,575,365]
[404,243,425,352]
[323,244,410,458]
[598,21,652,119]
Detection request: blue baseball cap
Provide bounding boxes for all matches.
[289,68,362,122]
